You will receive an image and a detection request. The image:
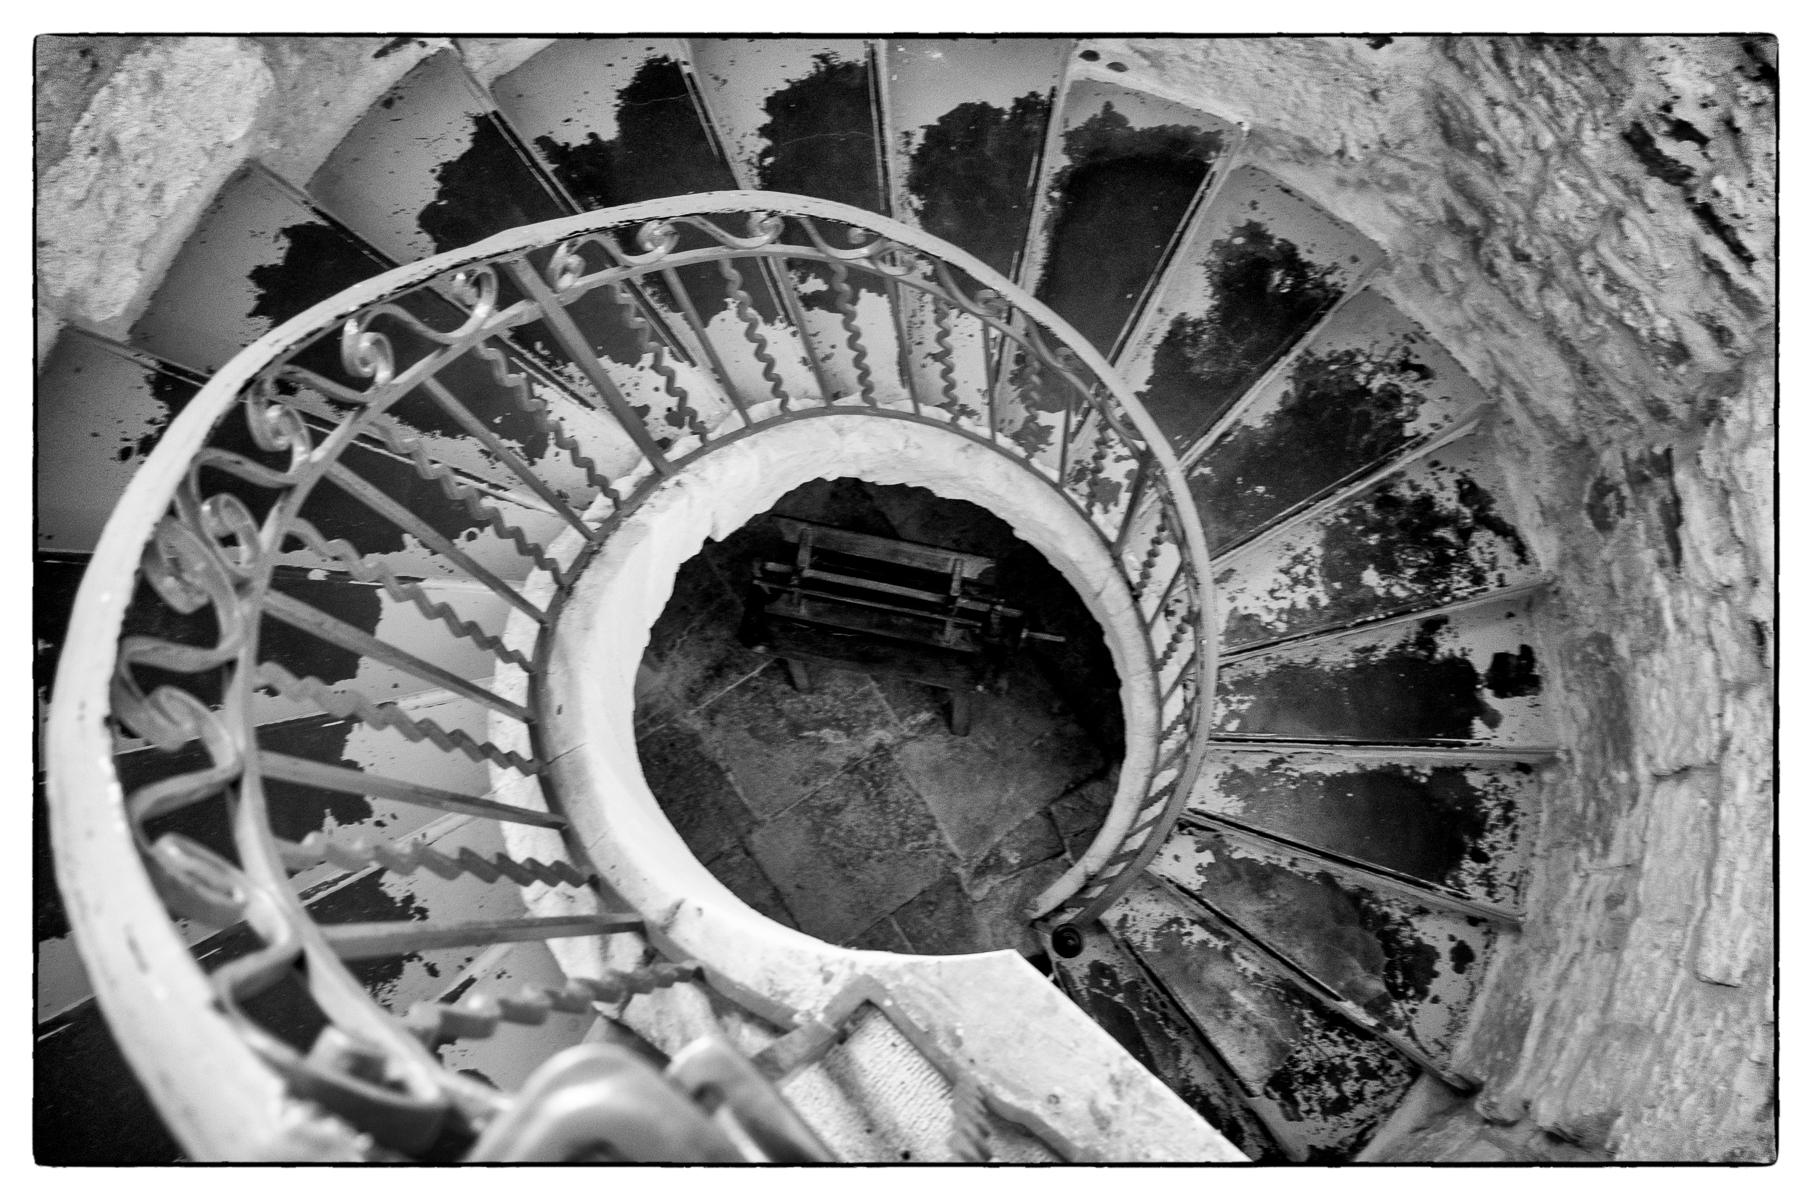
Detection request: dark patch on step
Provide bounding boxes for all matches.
[417,114,570,256]
[752,52,884,214]
[906,92,1052,278]
[108,713,372,874]
[34,998,183,1163]
[1220,450,1535,655]
[1485,644,1543,698]
[1314,467,1530,602]
[1264,1019,1415,1159]
[317,437,520,558]
[1138,222,1342,446]
[1056,947,1284,1161]
[1172,839,1397,1015]
[33,773,74,943]
[303,867,434,1005]
[248,220,400,327]
[125,358,204,464]
[1113,888,1416,1157]
[533,56,737,207]
[258,714,373,840]
[32,553,89,707]
[1211,761,1503,897]
[1037,104,1223,353]
[1219,616,1510,742]
[414,113,660,372]
[258,571,384,692]
[1191,338,1433,548]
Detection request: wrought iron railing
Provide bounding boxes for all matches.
[47,192,1215,1159]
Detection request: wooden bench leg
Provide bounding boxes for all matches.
[783,658,813,692]
[948,689,973,737]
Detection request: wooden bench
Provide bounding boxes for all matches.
[737,518,1056,736]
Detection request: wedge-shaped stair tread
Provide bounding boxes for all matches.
[1151,826,1497,1071]
[1192,748,1534,908]
[1214,600,1550,746]
[130,166,391,372]
[1107,875,1416,1161]
[1214,429,1539,651]
[309,50,570,262]
[1123,166,1384,449]
[1029,75,1237,355]
[1054,928,1286,1160]
[686,38,885,212]
[1187,288,1492,551]
[35,334,202,554]
[884,37,1068,278]
[493,38,736,208]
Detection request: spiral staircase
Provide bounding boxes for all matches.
[38,37,1566,1163]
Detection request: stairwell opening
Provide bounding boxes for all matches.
[634,476,1125,957]
[524,410,1164,998]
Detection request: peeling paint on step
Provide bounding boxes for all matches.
[1215,607,1551,745]
[1030,79,1233,354]
[1214,430,1536,650]
[1195,751,1532,905]
[1188,288,1488,550]
[1120,167,1384,450]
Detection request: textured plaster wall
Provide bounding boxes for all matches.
[1089,34,1775,1162]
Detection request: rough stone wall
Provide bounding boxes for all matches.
[1092,34,1775,1162]
[31,35,561,359]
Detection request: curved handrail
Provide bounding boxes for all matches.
[47,192,1216,1159]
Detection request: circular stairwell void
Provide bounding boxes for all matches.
[632,475,1126,957]
[501,404,1164,1001]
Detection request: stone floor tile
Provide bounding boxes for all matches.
[695,665,901,817]
[890,873,981,956]
[637,718,757,864]
[1047,775,1117,857]
[871,674,953,736]
[702,840,797,928]
[644,609,773,719]
[895,662,1104,862]
[646,551,739,665]
[963,810,1066,892]
[746,753,956,945]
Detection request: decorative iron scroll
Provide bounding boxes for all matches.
[49,192,1216,1159]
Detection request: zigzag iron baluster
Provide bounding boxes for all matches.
[1154,606,1195,672]
[360,416,567,587]
[278,831,592,890]
[601,278,711,442]
[405,961,702,1045]
[928,300,971,419]
[822,258,876,405]
[284,519,533,673]
[1130,508,1169,599]
[717,256,791,410]
[255,662,541,776]
[472,340,622,510]
[1156,703,1192,754]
